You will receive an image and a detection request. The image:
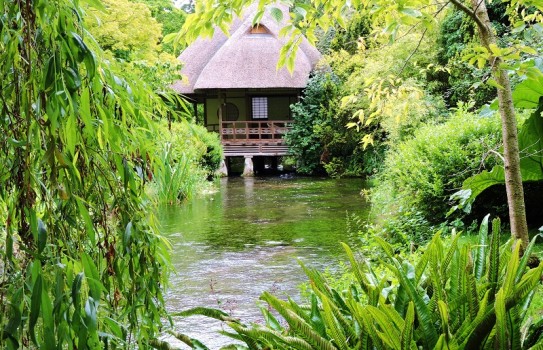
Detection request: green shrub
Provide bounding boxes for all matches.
[371,106,502,241]
[188,122,223,177]
[172,217,543,349]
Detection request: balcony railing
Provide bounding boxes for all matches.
[218,120,292,142]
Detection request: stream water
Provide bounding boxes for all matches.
[158,176,369,348]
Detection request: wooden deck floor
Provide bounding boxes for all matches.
[222,141,289,157]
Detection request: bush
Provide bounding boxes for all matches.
[371,106,502,241]
[286,71,368,176]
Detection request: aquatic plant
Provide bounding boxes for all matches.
[151,143,202,204]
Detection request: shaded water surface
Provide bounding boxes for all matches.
[158,177,369,348]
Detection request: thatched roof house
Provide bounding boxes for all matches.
[172,4,321,170]
[172,4,321,95]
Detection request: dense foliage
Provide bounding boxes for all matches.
[176,218,543,349]
[286,71,372,176]
[287,18,444,177]
[371,107,502,242]
[85,0,183,91]
[136,0,188,55]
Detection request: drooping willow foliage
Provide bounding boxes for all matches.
[0,0,173,348]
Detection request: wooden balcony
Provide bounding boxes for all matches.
[209,120,292,156]
[219,120,292,142]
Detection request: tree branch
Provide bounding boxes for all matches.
[448,0,487,31]
[397,28,427,76]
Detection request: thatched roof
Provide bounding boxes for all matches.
[172,4,321,94]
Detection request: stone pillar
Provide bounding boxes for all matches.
[217,158,228,177]
[242,156,254,177]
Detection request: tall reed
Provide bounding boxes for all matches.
[152,143,201,204]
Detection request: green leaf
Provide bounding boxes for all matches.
[37,219,47,255]
[65,112,77,156]
[41,283,55,350]
[392,260,439,349]
[487,78,505,89]
[84,297,99,332]
[81,0,106,11]
[124,221,133,248]
[270,7,283,22]
[513,75,543,108]
[401,302,415,350]
[310,294,326,337]
[495,289,507,349]
[261,306,283,331]
[75,196,96,246]
[72,272,84,308]
[83,50,96,81]
[81,252,102,300]
[474,214,489,280]
[463,98,543,201]
[29,274,43,346]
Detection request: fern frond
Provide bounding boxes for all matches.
[260,292,336,350]
[167,331,210,349]
[495,289,508,349]
[529,342,543,350]
[288,296,312,323]
[391,259,439,349]
[320,293,349,348]
[300,262,332,298]
[473,214,490,280]
[466,271,479,321]
[381,304,406,331]
[260,306,283,332]
[441,232,460,277]
[503,242,522,296]
[328,290,358,344]
[229,323,313,350]
[361,308,385,350]
[487,218,501,302]
[310,293,327,337]
[508,307,522,350]
[173,307,241,324]
[374,236,396,258]
[511,262,543,304]
[341,243,376,297]
[401,302,416,350]
[516,234,542,284]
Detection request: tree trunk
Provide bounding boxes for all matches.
[464,0,529,248]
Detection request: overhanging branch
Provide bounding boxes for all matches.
[448,0,487,33]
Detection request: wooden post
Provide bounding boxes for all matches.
[193,101,198,122]
[218,90,223,140]
[218,90,226,142]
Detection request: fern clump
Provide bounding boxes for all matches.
[173,216,543,349]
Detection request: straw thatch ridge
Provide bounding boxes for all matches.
[172,4,321,94]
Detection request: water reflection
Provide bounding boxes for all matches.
[158,177,369,348]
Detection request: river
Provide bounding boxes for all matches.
[158,176,369,348]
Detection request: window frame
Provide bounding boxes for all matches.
[251,96,268,120]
